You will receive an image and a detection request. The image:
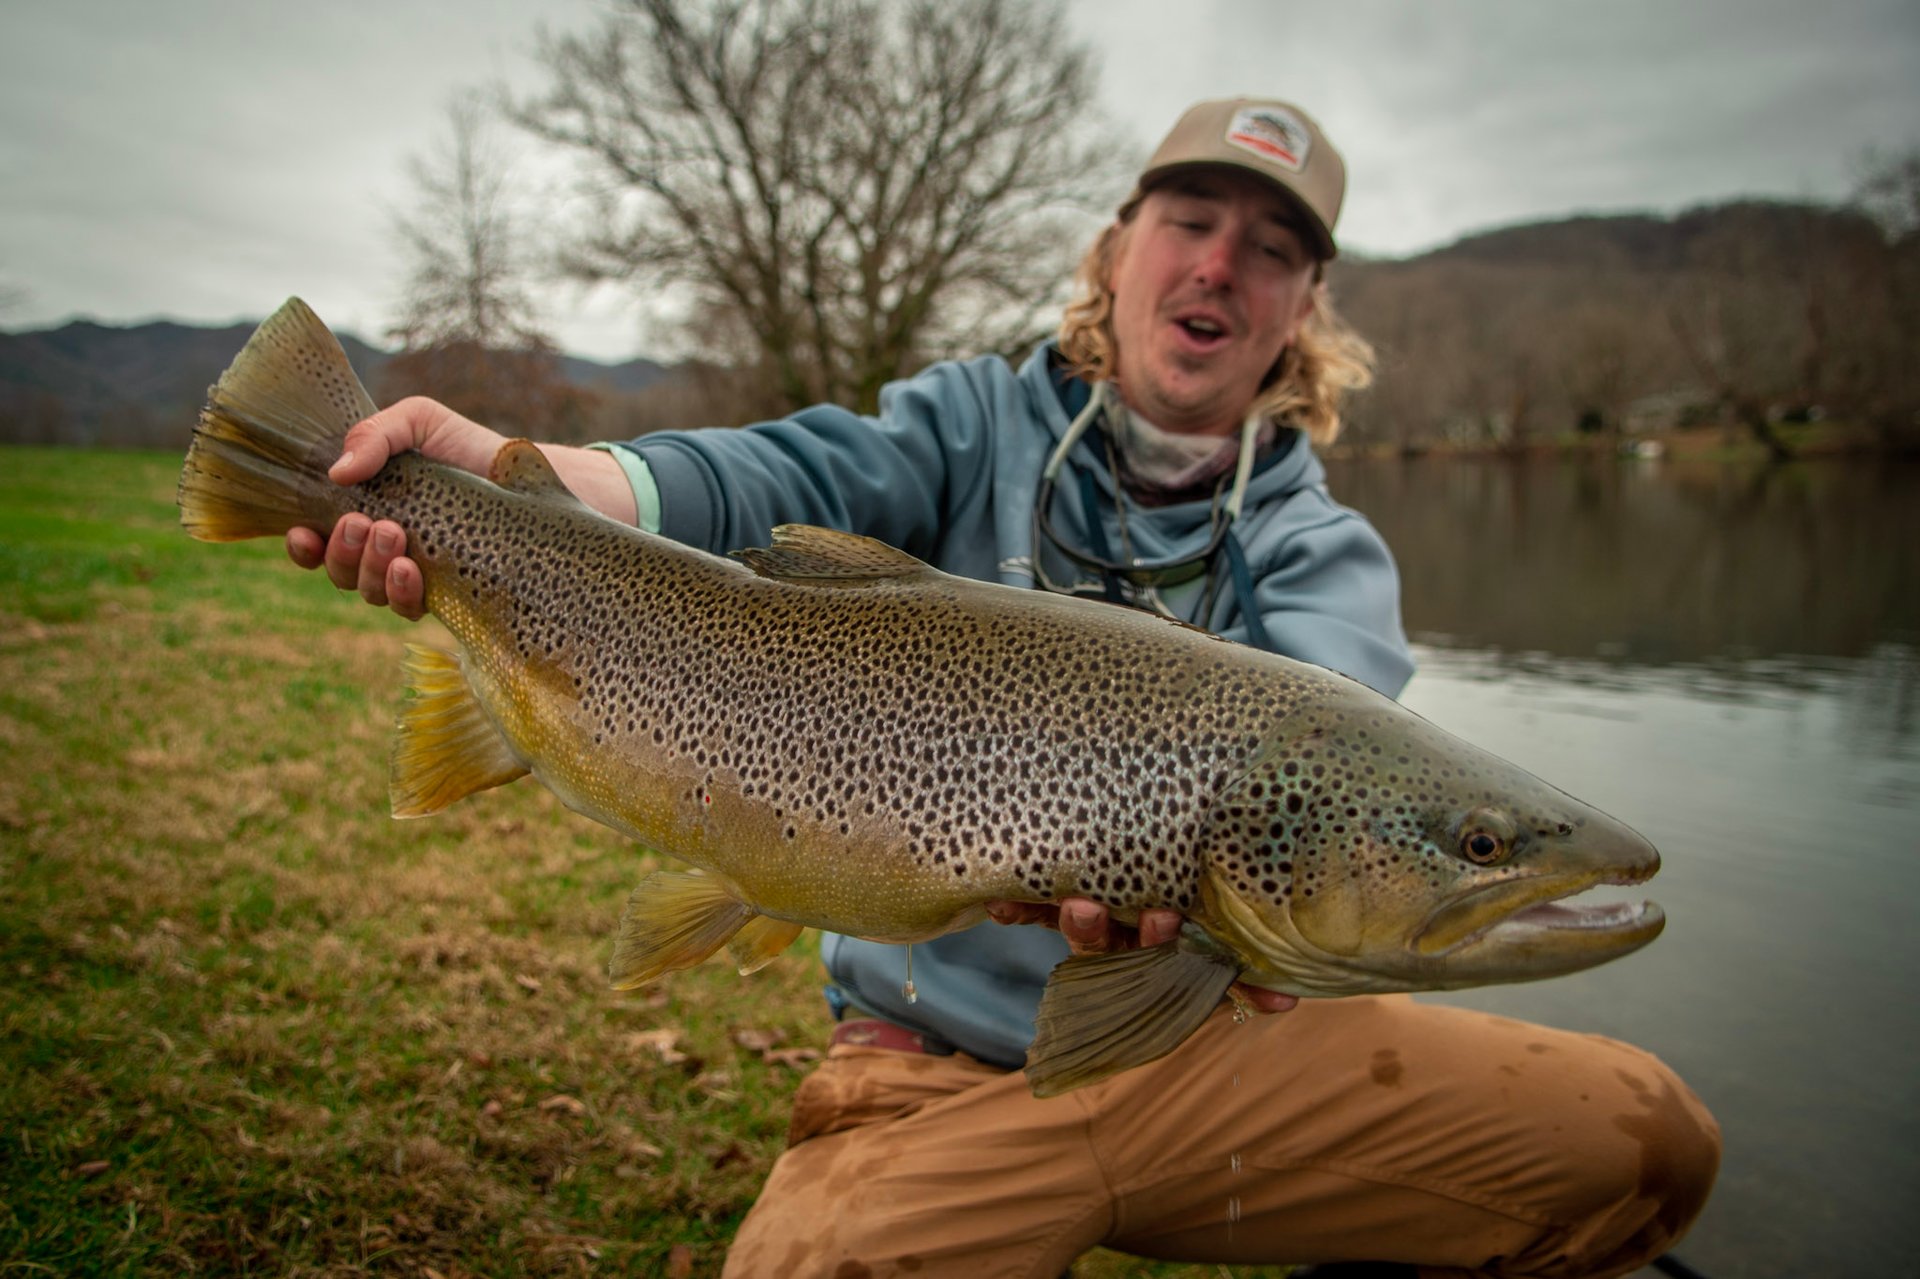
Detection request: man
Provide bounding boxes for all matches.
[292,98,1718,1278]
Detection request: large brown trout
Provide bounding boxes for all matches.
[178,300,1664,1095]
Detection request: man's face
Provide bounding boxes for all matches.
[1105,170,1320,437]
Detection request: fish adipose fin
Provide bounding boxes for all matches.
[177,297,375,542]
[610,869,757,988]
[728,916,806,975]
[489,439,584,502]
[1025,937,1240,1098]
[390,644,530,817]
[733,524,931,586]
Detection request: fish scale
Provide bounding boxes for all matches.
[179,298,1668,1096]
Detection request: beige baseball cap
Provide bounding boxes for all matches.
[1131,97,1345,259]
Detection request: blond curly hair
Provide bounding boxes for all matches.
[1056,200,1375,445]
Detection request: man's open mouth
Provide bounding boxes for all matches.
[1174,314,1231,348]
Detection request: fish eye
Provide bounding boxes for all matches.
[1456,808,1516,866]
[1461,830,1506,865]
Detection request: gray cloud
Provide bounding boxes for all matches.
[4,0,1916,360]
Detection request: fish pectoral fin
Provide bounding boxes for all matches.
[732,524,932,586]
[1024,939,1240,1098]
[390,644,529,818]
[488,439,584,502]
[727,916,806,975]
[609,869,756,989]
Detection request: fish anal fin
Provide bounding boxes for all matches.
[390,643,529,817]
[610,869,756,989]
[489,439,581,501]
[732,524,930,586]
[1024,938,1240,1098]
[728,916,805,975]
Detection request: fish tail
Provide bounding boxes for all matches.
[177,298,378,542]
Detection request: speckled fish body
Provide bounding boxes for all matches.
[179,301,1666,1094]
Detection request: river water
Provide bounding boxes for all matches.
[1318,454,1920,1279]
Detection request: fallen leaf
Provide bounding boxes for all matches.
[514,973,542,994]
[72,1160,110,1178]
[764,1047,822,1069]
[666,1244,694,1278]
[625,1028,689,1065]
[732,1027,785,1052]
[480,1099,504,1120]
[538,1094,587,1118]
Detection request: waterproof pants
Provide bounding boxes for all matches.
[722,995,1719,1279]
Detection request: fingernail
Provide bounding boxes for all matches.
[330,450,354,479]
[374,529,399,555]
[1065,902,1099,930]
[341,521,365,549]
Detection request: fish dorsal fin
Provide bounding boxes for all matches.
[732,524,930,586]
[489,439,581,501]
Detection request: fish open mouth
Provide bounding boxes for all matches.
[1417,859,1663,959]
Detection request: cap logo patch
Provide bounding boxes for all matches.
[1224,105,1310,173]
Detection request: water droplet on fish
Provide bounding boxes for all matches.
[903,944,918,1004]
[1228,1195,1242,1223]
[1232,1003,1249,1025]
[1230,1152,1242,1173]
[1231,1073,1240,1088]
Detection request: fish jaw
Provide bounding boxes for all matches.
[1407,853,1665,986]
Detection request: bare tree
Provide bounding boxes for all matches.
[383,97,597,437]
[0,273,27,319]
[1853,144,1920,243]
[389,95,545,350]
[513,0,1125,413]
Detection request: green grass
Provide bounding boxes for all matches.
[0,445,1289,1277]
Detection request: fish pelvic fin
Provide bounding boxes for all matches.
[177,297,375,542]
[732,524,932,586]
[727,916,806,975]
[489,438,584,503]
[1024,935,1240,1098]
[390,644,529,818]
[609,869,756,989]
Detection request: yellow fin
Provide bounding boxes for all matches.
[609,869,755,989]
[732,524,930,586]
[727,916,805,975]
[389,644,529,818]
[1024,936,1240,1097]
[488,438,581,501]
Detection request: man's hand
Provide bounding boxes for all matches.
[284,397,503,621]
[986,897,1298,1014]
[283,397,634,621]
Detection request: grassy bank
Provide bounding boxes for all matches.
[0,447,1284,1277]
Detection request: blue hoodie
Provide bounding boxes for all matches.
[608,342,1413,1067]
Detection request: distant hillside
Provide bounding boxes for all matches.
[5,198,1912,453]
[0,320,669,450]
[1327,198,1914,448]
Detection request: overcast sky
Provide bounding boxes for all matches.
[3,0,1916,361]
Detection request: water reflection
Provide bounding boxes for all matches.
[1322,457,1920,1279]
[1324,455,1920,665]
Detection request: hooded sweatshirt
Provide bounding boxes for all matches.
[606,342,1413,1067]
